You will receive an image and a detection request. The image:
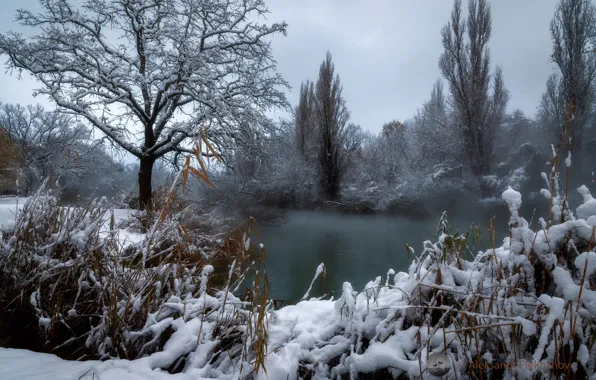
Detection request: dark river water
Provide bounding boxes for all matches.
[254,201,535,302]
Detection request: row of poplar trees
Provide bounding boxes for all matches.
[294,52,361,201]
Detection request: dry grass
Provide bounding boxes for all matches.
[0,143,275,376]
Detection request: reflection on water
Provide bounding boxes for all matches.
[254,201,532,303]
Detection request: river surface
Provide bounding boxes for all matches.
[255,203,530,303]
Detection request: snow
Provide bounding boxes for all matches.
[0,348,192,380]
[0,197,27,232]
[302,263,325,300]
[0,197,145,249]
[577,185,596,220]
[502,186,522,216]
[575,252,596,277]
[0,348,97,380]
[3,186,596,378]
[100,208,146,248]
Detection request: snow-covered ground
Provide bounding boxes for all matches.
[0,196,145,248]
[0,197,27,232]
[100,208,146,248]
[0,347,187,380]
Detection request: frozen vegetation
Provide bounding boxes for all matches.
[1,173,596,379]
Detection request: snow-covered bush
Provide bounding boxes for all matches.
[0,181,268,369]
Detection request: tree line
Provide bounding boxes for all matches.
[276,0,596,208]
[0,0,595,214]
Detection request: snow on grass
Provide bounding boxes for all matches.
[0,196,145,249]
[3,183,596,379]
[98,208,145,248]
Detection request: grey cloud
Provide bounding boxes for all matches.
[0,0,560,134]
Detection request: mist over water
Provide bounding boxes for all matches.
[257,198,547,302]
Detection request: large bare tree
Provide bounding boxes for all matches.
[0,0,288,211]
[537,73,568,150]
[439,0,509,177]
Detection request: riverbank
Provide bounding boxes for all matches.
[2,184,595,379]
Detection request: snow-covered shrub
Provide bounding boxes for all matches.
[0,180,269,372]
[243,185,596,379]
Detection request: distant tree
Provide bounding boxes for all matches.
[340,122,364,180]
[0,103,91,194]
[411,79,461,172]
[295,80,316,161]
[439,0,509,176]
[313,52,352,201]
[0,128,21,194]
[0,0,288,212]
[379,120,407,185]
[233,122,263,182]
[537,73,567,145]
[500,110,534,148]
[355,131,384,185]
[549,0,596,169]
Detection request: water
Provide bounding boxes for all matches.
[255,203,526,303]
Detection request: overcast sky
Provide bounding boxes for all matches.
[0,0,559,134]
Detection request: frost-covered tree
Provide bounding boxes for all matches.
[549,0,596,168]
[537,74,567,138]
[499,109,535,148]
[313,52,352,201]
[411,79,461,172]
[295,80,316,162]
[537,73,570,158]
[439,0,509,176]
[0,103,91,194]
[378,120,407,185]
[0,0,288,211]
[233,122,263,182]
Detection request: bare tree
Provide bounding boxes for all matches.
[379,120,408,185]
[0,128,21,194]
[550,0,596,169]
[411,79,461,172]
[537,73,568,149]
[295,80,316,161]
[500,109,534,148]
[233,122,262,182]
[0,103,91,194]
[314,52,351,201]
[0,0,288,211]
[439,0,509,176]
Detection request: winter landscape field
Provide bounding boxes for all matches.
[1,0,596,379]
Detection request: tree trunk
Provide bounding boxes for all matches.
[138,157,155,212]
